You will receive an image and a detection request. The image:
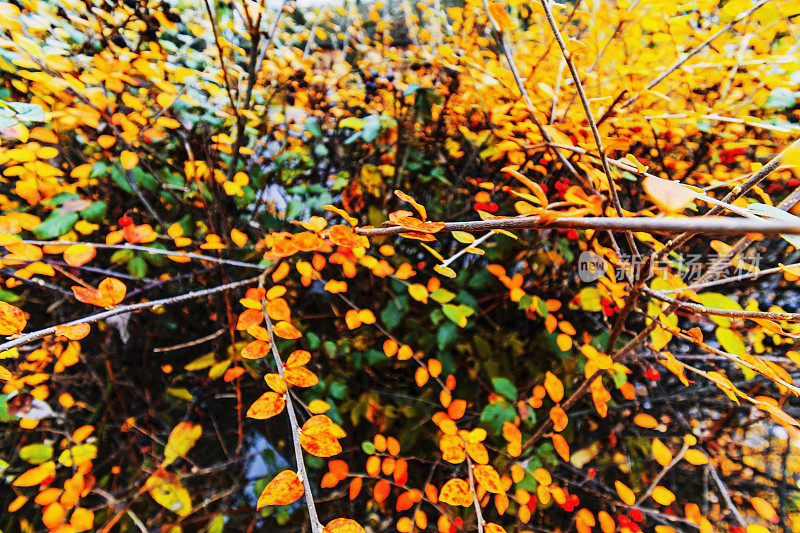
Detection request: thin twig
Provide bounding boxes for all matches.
[0,276,261,353]
[540,0,640,261]
[259,285,323,533]
[644,286,800,322]
[635,442,689,506]
[707,461,747,527]
[466,457,485,533]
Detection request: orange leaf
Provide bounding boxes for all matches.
[265,298,291,322]
[550,405,568,432]
[349,477,363,500]
[439,478,472,506]
[284,367,319,387]
[544,371,564,403]
[651,486,676,506]
[63,244,96,267]
[55,323,90,340]
[0,302,26,335]
[552,433,570,461]
[324,518,365,533]
[299,415,344,457]
[642,176,696,213]
[236,309,263,330]
[751,496,779,524]
[683,449,708,465]
[222,366,244,383]
[72,425,94,443]
[241,340,270,360]
[488,2,515,31]
[614,480,635,506]
[323,205,359,227]
[257,470,304,508]
[72,277,126,307]
[394,190,427,220]
[272,321,302,339]
[13,461,55,487]
[395,216,445,234]
[633,413,658,429]
[246,392,286,419]
[123,224,156,244]
[473,465,504,494]
[286,349,311,368]
[440,435,466,464]
[329,225,369,248]
[374,479,391,503]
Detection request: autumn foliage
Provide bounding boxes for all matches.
[1,0,800,532]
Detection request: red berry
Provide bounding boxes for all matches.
[487,202,498,213]
[566,229,579,240]
[644,368,661,381]
[629,509,643,522]
[119,216,133,227]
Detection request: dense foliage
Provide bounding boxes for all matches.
[1,0,800,532]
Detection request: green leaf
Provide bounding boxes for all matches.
[491,377,518,401]
[20,443,53,465]
[442,304,466,327]
[361,441,376,455]
[437,322,458,350]
[0,290,19,303]
[79,201,107,223]
[33,212,79,239]
[128,256,148,278]
[480,401,517,435]
[431,288,456,304]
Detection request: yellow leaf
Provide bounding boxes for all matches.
[452,231,475,244]
[408,283,429,303]
[614,480,635,506]
[651,438,672,466]
[642,176,696,213]
[146,470,192,517]
[57,444,97,467]
[120,150,139,170]
[651,486,675,505]
[488,3,515,31]
[683,449,708,465]
[163,422,202,467]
